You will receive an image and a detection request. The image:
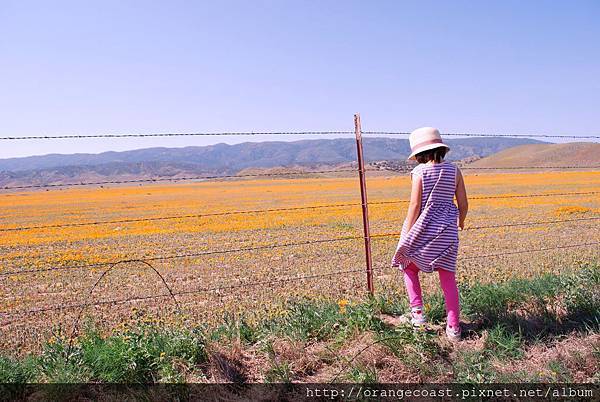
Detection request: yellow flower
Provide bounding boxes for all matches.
[338,299,349,314]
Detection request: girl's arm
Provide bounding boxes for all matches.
[404,173,423,232]
[455,167,468,230]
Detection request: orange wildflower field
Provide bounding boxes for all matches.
[1,171,599,352]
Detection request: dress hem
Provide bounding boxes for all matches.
[397,258,456,274]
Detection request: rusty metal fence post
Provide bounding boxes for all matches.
[354,113,374,295]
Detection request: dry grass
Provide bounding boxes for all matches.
[493,333,600,382]
[469,142,600,168]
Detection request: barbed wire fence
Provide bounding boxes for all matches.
[1,240,598,319]
[0,115,599,336]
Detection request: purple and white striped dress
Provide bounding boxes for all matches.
[391,161,459,273]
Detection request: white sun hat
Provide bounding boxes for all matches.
[407,127,450,160]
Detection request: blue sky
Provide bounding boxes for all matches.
[1,0,598,158]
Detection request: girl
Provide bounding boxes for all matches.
[391,127,468,342]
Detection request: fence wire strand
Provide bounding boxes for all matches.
[375,166,600,172]
[0,168,361,191]
[2,240,598,318]
[0,202,362,232]
[363,131,600,139]
[371,216,600,236]
[2,131,599,140]
[1,267,367,317]
[0,235,364,277]
[3,165,599,192]
[367,191,600,207]
[1,191,597,233]
[2,214,598,278]
[0,131,355,140]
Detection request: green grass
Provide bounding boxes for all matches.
[484,323,524,360]
[211,314,260,345]
[264,361,293,383]
[370,293,408,316]
[0,356,36,383]
[2,323,209,384]
[547,360,572,382]
[423,292,447,323]
[593,344,600,360]
[452,350,499,383]
[257,297,385,343]
[0,263,597,384]
[346,364,378,384]
[459,263,599,338]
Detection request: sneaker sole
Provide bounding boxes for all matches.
[446,331,462,341]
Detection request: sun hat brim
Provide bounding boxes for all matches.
[407,143,450,161]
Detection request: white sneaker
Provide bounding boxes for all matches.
[446,324,461,342]
[410,306,427,327]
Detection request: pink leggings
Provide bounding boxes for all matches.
[403,262,460,328]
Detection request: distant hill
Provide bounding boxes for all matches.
[468,142,600,168]
[0,137,545,188]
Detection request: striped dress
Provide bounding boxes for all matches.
[391,161,459,273]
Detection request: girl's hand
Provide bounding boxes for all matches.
[455,167,468,231]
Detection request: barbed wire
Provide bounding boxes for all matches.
[459,241,599,260]
[363,131,600,139]
[2,131,599,140]
[458,165,600,170]
[3,165,598,192]
[0,235,365,277]
[371,217,600,235]
[0,267,366,317]
[0,168,362,191]
[374,165,600,172]
[367,191,600,207]
[2,214,598,278]
[3,240,598,318]
[1,191,597,233]
[461,191,600,201]
[0,202,362,232]
[64,259,180,359]
[2,165,597,193]
[0,131,355,140]
[371,242,599,270]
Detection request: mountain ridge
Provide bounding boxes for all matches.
[0,137,546,172]
[469,142,600,168]
[0,137,550,188]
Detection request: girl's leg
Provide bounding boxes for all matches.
[403,262,423,307]
[438,268,460,328]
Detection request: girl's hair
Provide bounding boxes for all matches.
[415,147,447,164]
